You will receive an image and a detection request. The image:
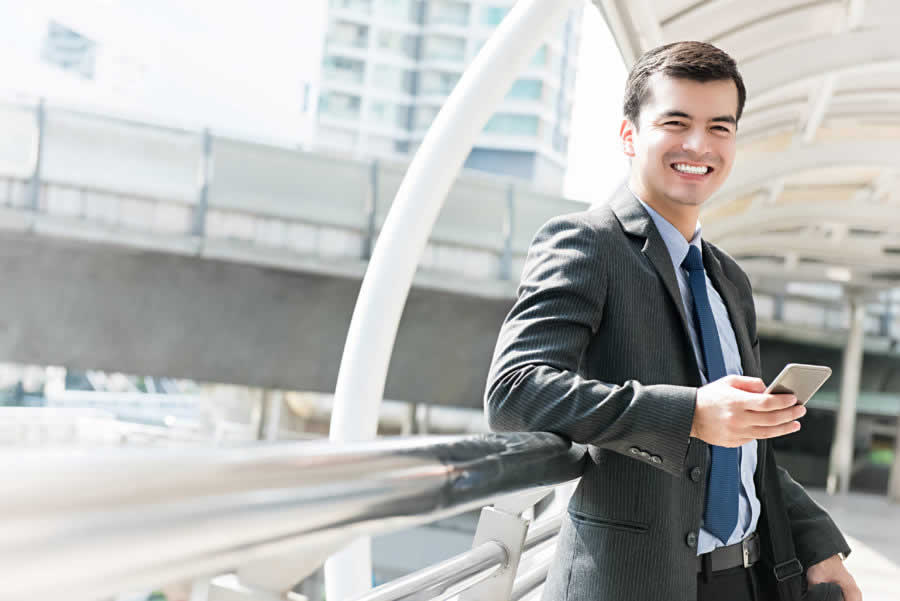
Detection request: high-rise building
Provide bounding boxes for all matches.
[315,0,583,190]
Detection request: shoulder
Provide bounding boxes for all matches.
[532,205,623,249]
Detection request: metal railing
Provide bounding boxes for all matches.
[0,96,584,284]
[0,432,585,601]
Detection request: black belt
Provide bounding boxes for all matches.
[696,532,761,573]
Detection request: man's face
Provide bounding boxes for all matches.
[622,73,738,209]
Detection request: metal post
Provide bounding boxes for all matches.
[29,99,46,212]
[324,1,581,598]
[500,183,515,280]
[774,293,785,321]
[889,417,900,502]
[363,160,378,260]
[458,507,529,601]
[193,128,212,237]
[257,389,283,441]
[827,295,866,495]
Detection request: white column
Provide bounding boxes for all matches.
[827,295,866,495]
[324,1,582,599]
[888,417,900,502]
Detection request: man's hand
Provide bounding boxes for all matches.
[807,555,862,601]
[691,375,806,447]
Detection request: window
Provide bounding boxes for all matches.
[327,21,369,49]
[529,45,547,67]
[484,114,539,136]
[322,55,365,85]
[507,79,542,101]
[377,31,418,59]
[372,65,415,94]
[319,91,361,120]
[420,70,459,95]
[423,35,465,61]
[382,0,419,23]
[481,5,508,26]
[369,101,411,129]
[427,1,470,26]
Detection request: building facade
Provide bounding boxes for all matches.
[315,0,583,190]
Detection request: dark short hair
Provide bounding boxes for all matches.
[623,41,746,127]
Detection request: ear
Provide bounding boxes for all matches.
[620,118,636,158]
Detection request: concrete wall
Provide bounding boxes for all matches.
[0,232,512,408]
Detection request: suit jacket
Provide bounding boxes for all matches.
[485,191,850,601]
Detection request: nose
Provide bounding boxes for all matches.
[681,125,711,156]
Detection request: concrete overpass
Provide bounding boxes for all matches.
[1,97,899,409]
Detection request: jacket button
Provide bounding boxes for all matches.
[690,467,702,482]
[629,447,640,455]
[686,532,697,549]
[640,451,650,459]
[651,455,662,464]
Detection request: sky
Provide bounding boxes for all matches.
[0,0,626,201]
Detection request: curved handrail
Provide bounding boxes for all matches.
[0,432,585,601]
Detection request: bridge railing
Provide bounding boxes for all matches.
[0,96,584,283]
[0,431,586,601]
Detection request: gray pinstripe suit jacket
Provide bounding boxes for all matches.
[485,191,850,600]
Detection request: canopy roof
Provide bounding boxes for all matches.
[595,0,900,298]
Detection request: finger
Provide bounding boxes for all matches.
[722,375,767,393]
[749,421,801,439]
[748,404,807,427]
[752,393,799,412]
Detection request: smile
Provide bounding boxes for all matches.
[671,162,712,175]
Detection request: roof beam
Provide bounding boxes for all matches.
[846,0,866,31]
[712,139,900,201]
[704,202,900,239]
[801,75,837,143]
[592,0,639,66]
[741,29,900,109]
[629,0,664,50]
[734,259,891,289]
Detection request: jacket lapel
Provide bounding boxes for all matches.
[701,241,759,378]
[611,190,702,381]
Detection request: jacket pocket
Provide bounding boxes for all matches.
[568,510,648,534]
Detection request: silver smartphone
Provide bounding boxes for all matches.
[764,363,832,405]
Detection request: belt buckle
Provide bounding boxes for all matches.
[741,538,751,568]
[741,533,756,568]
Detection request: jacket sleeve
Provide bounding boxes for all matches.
[484,214,697,478]
[776,465,852,567]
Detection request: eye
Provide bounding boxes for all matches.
[711,125,732,133]
[663,120,686,127]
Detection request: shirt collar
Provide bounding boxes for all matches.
[629,188,703,272]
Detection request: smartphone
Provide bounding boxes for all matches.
[764,363,832,405]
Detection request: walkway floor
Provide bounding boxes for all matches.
[808,489,900,601]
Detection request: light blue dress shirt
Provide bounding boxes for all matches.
[635,195,761,554]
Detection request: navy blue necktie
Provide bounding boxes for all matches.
[682,245,739,543]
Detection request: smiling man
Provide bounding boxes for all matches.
[485,42,861,601]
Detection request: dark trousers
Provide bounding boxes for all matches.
[696,563,774,601]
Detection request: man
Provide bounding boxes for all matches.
[485,42,861,601]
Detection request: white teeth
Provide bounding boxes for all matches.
[673,163,709,175]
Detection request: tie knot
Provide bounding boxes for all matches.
[682,244,704,272]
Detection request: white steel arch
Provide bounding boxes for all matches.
[324,1,583,599]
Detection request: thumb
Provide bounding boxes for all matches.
[721,375,766,393]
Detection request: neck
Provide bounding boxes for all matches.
[629,178,700,242]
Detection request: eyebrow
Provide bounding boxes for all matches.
[659,110,737,125]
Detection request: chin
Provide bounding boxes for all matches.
[667,192,708,207]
